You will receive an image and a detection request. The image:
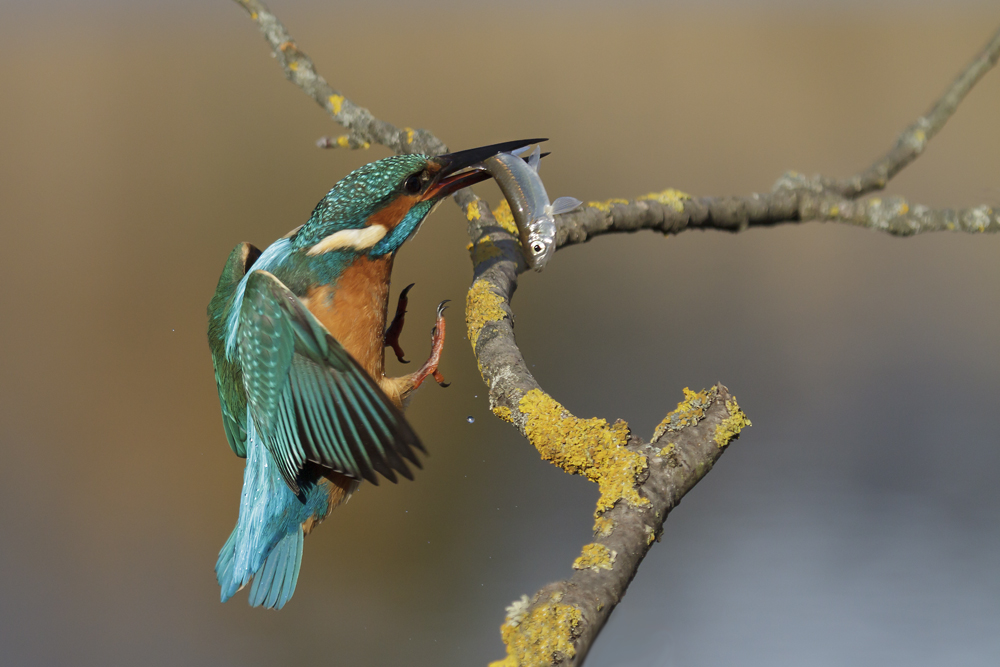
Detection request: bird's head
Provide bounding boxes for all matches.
[291,139,544,258]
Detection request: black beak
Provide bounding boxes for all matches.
[422,138,548,200]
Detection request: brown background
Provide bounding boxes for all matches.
[1,1,998,665]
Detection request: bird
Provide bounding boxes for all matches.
[207,139,542,609]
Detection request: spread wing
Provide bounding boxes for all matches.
[238,270,423,494]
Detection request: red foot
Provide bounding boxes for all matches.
[384,283,414,363]
[412,300,450,390]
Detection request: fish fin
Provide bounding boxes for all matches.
[248,528,304,610]
[549,197,583,216]
[527,145,541,171]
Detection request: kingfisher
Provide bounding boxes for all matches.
[208,139,541,609]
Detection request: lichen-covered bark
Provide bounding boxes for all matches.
[553,184,999,250]
[489,387,750,667]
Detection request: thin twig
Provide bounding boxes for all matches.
[826,26,1000,198]
[233,0,447,156]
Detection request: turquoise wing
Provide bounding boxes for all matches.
[238,270,423,494]
[208,242,263,458]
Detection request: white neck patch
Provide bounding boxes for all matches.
[306,224,388,256]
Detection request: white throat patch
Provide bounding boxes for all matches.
[306,224,388,256]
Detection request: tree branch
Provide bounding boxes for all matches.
[230,2,997,664]
[551,184,998,249]
[488,386,749,667]
[463,198,751,666]
[826,25,1000,198]
[232,0,447,156]
[546,25,1000,247]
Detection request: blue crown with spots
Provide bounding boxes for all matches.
[293,154,429,249]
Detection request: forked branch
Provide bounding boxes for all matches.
[230,2,999,664]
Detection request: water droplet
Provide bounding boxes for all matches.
[466,416,475,424]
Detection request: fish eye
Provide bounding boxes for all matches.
[531,241,545,254]
[403,173,422,194]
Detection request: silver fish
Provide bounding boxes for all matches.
[481,146,581,271]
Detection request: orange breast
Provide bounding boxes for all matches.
[300,254,394,381]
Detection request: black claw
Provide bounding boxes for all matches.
[438,381,451,388]
[436,299,451,317]
[400,283,415,298]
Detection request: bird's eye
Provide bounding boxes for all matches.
[403,173,422,194]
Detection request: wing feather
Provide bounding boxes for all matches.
[238,271,423,492]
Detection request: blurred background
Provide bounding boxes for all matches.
[1,1,998,665]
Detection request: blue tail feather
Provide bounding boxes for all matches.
[216,413,332,609]
[216,526,241,602]
[248,528,303,609]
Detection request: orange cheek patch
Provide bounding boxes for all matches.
[367,195,419,232]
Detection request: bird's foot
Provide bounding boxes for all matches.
[411,300,450,390]
[384,283,415,363]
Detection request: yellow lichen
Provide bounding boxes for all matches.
[899,203,909,215]
[466,278,507,349]
[330,135,370,149]
[714,398,751,448]
[588,198,630,212]
[519,389,647,514]
[493,406,514,423]
[494,593,582,667]
[593,516,614,537]
[469,236,503,267]
[288,61,299,71]
[573,543,616,571]
[405,127,415,144]
[658,442,681,468]
[638,188,691,212]
[491,199,522,236]
[652,387,716,442]
[328,94,344,114]
[830,205,840,216]
[466,202,481,222]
